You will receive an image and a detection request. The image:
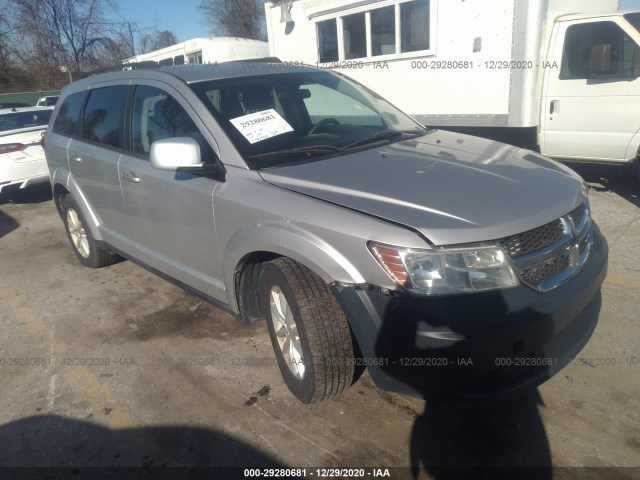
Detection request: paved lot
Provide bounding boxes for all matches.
[0,162,639,479]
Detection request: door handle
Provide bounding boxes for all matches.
[70,155,82,163]
[121,172,141,183]
[550,100,559,115]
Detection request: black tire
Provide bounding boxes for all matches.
[260,258,355,403]
[61,195,120,268]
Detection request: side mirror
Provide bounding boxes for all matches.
[150,137,203,171]
[588,43,612,74]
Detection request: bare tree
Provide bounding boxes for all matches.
[140,28,179,54]
[198,0,266,41]
[8,0,116,73]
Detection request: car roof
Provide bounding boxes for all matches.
[65,60,321,92]
[0,106,54,115]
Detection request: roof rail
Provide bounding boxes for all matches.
[78,61,160,79]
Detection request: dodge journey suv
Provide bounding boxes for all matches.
[44,61,607,403]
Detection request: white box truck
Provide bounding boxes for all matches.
[266,0,640,174]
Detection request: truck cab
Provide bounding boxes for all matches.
[541,12,640,164]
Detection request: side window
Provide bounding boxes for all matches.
[52,92,87,136]
[317,19,338,62]
[561,21,640,79]
[316,0,432,62]
[131,85,215,163]
[400,0,430,53]
[187,51,202,64]
[81,86,126,148]
[371,6,396,56]
[343,12,366,60]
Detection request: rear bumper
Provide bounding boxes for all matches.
[333,223,608,403]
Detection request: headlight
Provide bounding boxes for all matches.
[370,243,519,295]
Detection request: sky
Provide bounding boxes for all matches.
[116,0,210,44]
[620,0,640,9]
[118,0,640,47]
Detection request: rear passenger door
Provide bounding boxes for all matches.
[66,85,137,252]
[118,83,225,301]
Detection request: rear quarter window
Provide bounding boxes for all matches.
[52,92,87,136]
[81,86,127,148]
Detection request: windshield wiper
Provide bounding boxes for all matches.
[343,130,423,149]
[248,145,344,160]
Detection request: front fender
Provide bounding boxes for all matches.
[223,221,366,312]
[51,167,104,242]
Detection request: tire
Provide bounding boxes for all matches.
[260,258,355,403]
[61,195,119,268]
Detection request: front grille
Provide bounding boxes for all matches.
[498,219,564,258]
[520,253,570,286]
[498,202,592,291]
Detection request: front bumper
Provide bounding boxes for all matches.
[332,223,608,403]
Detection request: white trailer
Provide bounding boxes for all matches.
[266,0,640,167]
[124,37,270,67]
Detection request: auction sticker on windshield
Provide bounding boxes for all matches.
[229,109,294,144]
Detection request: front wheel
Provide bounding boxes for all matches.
[261,258,355,403]
[61,195,120,268]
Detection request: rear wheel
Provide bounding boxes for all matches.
[261,258,355,403]
[61,195,120,268]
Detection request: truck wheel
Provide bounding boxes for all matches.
[260,257,355,403]
[61,195,119,268]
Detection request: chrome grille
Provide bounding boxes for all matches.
[520,253,570,286]
[498,219,564,258]
[499,203,593,292]
[568,203,586,229]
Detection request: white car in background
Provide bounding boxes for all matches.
[36,96,59,107]
[0,106,53,195]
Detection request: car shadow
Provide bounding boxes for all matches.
[0,183,53,205]
[0,209,19,239]
[0,414,285,477]
[409,392,551,480]
[365,280,603,479]
[561,162,639,209]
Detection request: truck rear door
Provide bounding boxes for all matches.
[541,17,640,162]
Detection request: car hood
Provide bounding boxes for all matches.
[258,130,587,246]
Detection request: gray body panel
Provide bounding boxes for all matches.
[260,130,585,246]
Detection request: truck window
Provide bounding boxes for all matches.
[317,19,338,62]
[371,6,396,56]
[315,0,432,62]
[401,0,430,53]
[343,12,366,59]
[560,21,640,79]
[187,51,203,64]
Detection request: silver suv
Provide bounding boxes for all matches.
[44,62,608,404]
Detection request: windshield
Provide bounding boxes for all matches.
[624,13,640,34]
[0,110,52,133]
[190,70,426,167]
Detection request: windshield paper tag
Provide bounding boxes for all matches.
[229,109,293,144]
